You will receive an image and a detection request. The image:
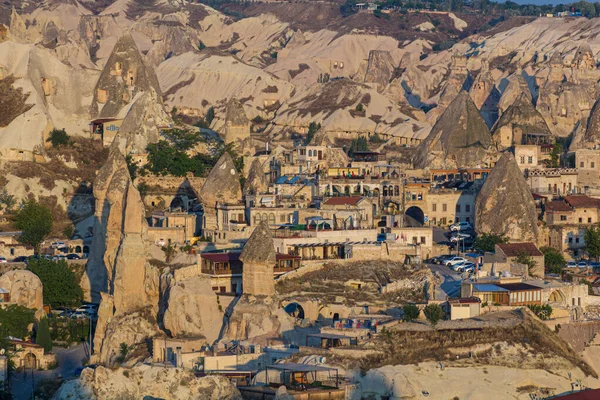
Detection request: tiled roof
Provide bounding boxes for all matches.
[545,200,572,212]
[323,196,362,206]
[497,242,543,257]
[565,195,600,209]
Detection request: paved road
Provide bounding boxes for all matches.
[428,263,464,301]
[11,343,87,399]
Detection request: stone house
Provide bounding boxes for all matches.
[448,297,481,320]
[575,148,600,192]
[527,168,579,196]
[495,242,544,277]
[320,196,375,229]
[10,340,56,370]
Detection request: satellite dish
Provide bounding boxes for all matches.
[0,349,5,355]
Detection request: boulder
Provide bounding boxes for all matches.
[0,270,44,319]
[413,91,496,169]
[52,364,242,400]
[475,152,538,242]
[162,275,222,343]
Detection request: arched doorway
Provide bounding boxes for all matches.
[548,290,566,305]
[284,303,305,320]
[405,206,425,226]
[24,352,37,369]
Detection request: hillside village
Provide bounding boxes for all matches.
[3,0,600,399]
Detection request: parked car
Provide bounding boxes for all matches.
[52,254,67,261]
[0,257,7,263]
[450,233,471,242]
[462,263,478,273]
[446,257,467,267]
[12,256,28,263]
[590,262,600,268]
[75,304,98,316]
[70,311,89,319]
[433,255,454,265]
[577,260,589,268]
[450,222,472,232]
[566,260,577,268]
[66,254,80,260]
[50,307,72,316]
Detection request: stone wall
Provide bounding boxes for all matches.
[556,321,600,352]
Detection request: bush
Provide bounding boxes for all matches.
[423,303,444,328]
[62,225,74,240]
[49,316,89,344]
[28,259,83,308]
[541,246,565,274]
[369,133,385,144]
[0,304,35,339]
[528,304,552,320]
[473,233,509,253]
[402,304,420,322]
[46,128,70,148]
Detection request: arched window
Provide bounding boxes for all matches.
[254,214,261,225]
[269,213,276,224]
[308,150,312,157]
[262,213,268,223]
[75,246,82,253]
[83,246,89,254]
[394,185,400,196]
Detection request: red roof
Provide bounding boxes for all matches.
[496,242,543,257]
[323,196,362,206]
[565,195,600,209]
[546,200,573,212]
[552,389,600,400]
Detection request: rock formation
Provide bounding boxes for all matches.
[52,364,242,400]
[244,159,269,195]
[469,59,500,127]
[90,33,163,120]
[584,96,600,145]
[240,222,276,296]
[362,50,395,91]
[86,143,160,364]
[199,152,242,232]
[498,71,532,117]
[475,152,538,242]
[0,270,44,319]
[223,98,251,145]
[222,222,294,342]
[413,91,496,169]
[162,275,222,343]
[492,93,553,150]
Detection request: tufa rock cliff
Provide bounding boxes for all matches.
[475,152,538,242]
[240,221,276,296]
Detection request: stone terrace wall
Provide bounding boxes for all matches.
[557,321,600,352]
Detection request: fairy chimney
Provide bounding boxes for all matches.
[240,222,276,296]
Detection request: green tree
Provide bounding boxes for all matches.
[423,303,444,328]
[162,128,203,152]
[584,224,600,261]
[0,304,35,339]
[36,317,53,352]
[347,136,369,157]
[549,142,562,168]
[473,233,509,253]
[528,304,553,320]
[340,0,357,17]
[205,107,215,126]
[306,122,321,145]
[402,304,420,322]
[125,154,139,180]
[46,128,70,148]
[515,251,536,274]
[14,199,53,255]
[28,259,83,308]
[161,243,176,263]
[540,246,566,274]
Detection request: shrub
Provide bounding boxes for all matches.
[402,304,420,322]
[423,303,444,328]
[0,304,36,339]
[36,317,53,352]
[46,128,70,148]
[15,199,53,255]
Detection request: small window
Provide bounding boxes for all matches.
[576,238,580,244]
[589,218,592,223]
[592,162,596,168]
[456,204,461,213]
[561,215,567,221]
[442,204,447,212]
[420,236,426,244]
[520,156,525,164]
[581,161,585,168]
[528,156,533,164]
[568,237,573,243]
[432,203,437,212]
[579,218,583,223]
[465,205,471,213]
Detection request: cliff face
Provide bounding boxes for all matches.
[413,91,496,169]
[85,144,160,364]
[90,33,163,120]
[244,158,269,195]
[475,152,538,242]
